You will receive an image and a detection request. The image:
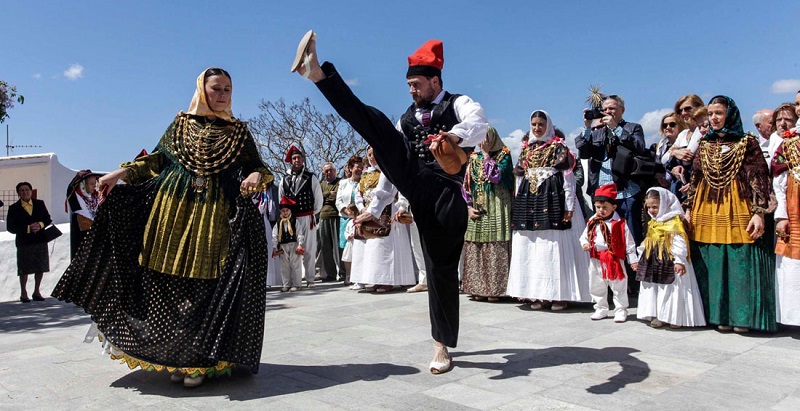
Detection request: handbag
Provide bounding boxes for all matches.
[612,143,657,178]
[358,205,392,239]
[43,225,63,242]
[395,212,414,224]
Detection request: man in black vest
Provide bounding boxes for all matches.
[293,32,488,374]
[279,145,323,288]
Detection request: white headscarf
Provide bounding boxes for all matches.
[646,187,683,222]
[530,110,556,142]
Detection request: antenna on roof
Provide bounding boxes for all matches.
[6,125,42,156]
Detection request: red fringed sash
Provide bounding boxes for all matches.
[588,218,628,281]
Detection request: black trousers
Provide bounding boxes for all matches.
[316,62,466,347]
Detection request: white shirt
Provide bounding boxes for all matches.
[395,90,488,148]
[579,212,639,264]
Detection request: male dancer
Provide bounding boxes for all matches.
[293,32,488,374]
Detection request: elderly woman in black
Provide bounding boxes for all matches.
[7,182,52,303]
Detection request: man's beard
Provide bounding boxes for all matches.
[412,93,434,108]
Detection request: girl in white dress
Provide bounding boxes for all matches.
[636,187,706,328]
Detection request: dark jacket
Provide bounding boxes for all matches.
[574,120,646,196]
[6,199,52,247]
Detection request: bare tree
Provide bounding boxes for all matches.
[248,98,366,178]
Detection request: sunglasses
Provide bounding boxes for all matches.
[680,106,695,113]
[662,122,677,128]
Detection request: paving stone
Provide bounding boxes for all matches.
[2,286,800,409]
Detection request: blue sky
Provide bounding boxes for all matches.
[2,0,800,172]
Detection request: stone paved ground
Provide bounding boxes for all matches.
[2,283,800,410]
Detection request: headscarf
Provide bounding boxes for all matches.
[646,187,683,222]
[530,110,556,142]
[186,67,235,122]
[642,186,689,261]
[705,95,743,138]
[65,169,104,212]
[484,125,506,153]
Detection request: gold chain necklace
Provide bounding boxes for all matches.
[698,136,748,191]
[781,136,800,182]
[522,142,558,189]
[171,114,248,192]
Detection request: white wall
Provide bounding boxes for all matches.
[0,153,77,230]
[0,222,71,302]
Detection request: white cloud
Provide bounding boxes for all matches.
[501,128,526,164]
[637,108,672,147]
[771,79,800,94]
[564,127,585,152]
[344,78,359,86]
[32,73,42,79]
[64,64,84,80]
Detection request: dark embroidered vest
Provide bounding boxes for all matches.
[278,217,298,245]
[282,170,315,214]
[399,92,473,177]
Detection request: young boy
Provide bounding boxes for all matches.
[273,196,306,292]
[580,183,639,322]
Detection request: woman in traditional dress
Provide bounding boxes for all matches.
[53,68,274,387]
[350,147,415,292]
[461,126,513,302]
[684,95,776,333]
[506,110,591,311]
[772,124,800,326]
[7,182,52,303]
[66,170,102,259]
[635,187,705,328]
[335,154,364,285]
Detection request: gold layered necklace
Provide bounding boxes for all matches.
[523,141,558,188]
[469,149,507,208]
[171,114,248,192]
[698,136,748,191]
[782,136,800,182]
[359,170,381,205]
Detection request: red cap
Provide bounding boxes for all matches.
[279,195,296,208]
[593,183,618,202]
[284,145,304,163]
[407,40,444,78]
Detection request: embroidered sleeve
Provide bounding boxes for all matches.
[483,157,501,184]
[238,129,274,189]
[498,152,516,192]
[740,136,771,213]
[553,144,575,171]
[682,143,705,210]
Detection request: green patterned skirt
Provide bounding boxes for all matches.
[691,240,777,332]
[465,187,511,243]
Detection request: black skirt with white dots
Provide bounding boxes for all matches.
[53,179,269,375]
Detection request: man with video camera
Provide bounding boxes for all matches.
[575,94,649,294]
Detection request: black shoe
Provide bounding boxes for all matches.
[32,294,45,302]
[20,296,31,303]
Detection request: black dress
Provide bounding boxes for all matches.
[6,199,51,275]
